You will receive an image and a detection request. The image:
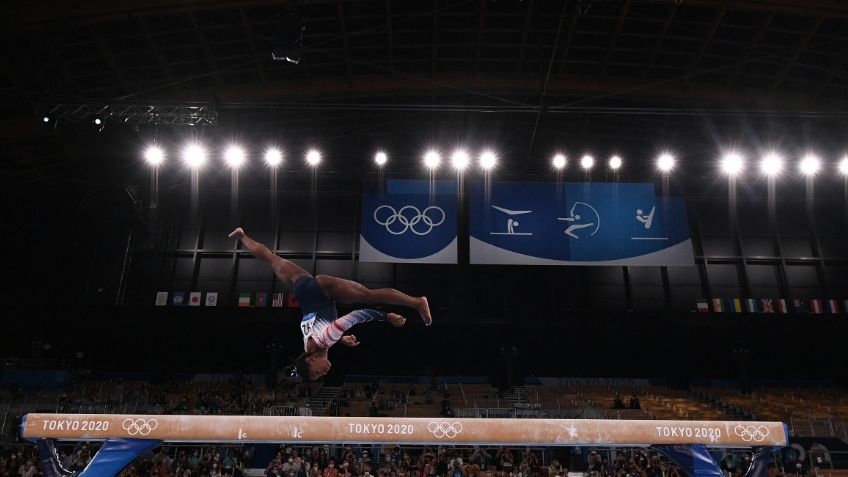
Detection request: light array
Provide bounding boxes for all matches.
[142,144,848,177]
[552,153,567,170]
[374,151,388,166]
[609,155,623,170]
[264,148,283,167]
[657,152,675,172]
[451,149,470,170]
[721,152,744,175]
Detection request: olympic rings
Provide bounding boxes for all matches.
[427,421,462,439]
[734,424,769,442]
[122,418,159,436]
[373,205,446,235]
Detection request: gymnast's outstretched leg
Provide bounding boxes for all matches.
[314,274,432,325]
[228,227,309,291]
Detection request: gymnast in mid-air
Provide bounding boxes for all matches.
[229,227,432,380]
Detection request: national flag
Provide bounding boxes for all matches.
[272,293,285,308]
[776,298,788,313]
[711,298,724,312]
[172,292,187,306]
[255,292,269,307]
[745,298,758,313]
[287,292,300,308]
[729,298,743,313]
[826,299,840,315]
[759,298,775,313]
[205,292,218,307]
[793,298,809,313]
[696,299,709,313]
[809,299,823,314]
[189,292,202,307]
[238,292,252,307]
[155,291,168,306]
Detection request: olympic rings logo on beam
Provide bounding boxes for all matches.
[734,424,769,442]
[374,205,446,235]
[428,421,462,439]
[122,418,159,436]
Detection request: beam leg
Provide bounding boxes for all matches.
[35,438,162,477]
[651,444,724,477]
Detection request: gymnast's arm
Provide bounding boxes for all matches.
[313,309,388,349]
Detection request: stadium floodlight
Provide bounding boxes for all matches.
[799,153,821,176]
[760,152,783,176]
[224,145,246,168]
[609,155,622,170]
[840,156,848,175]
[552,153,566,170]
[93,118,102,125]
[424,150,441,170]
[264,148,283,167]
[144,145,165,166]
[721,151,744,175]
[183,143,207,168]
[657,152,675,172]
[451,149,470,170]
[479,150,497,170]
[580,155,594,170]
[306,149,322,166]
[374,151,388,166]
[42,116,50,123]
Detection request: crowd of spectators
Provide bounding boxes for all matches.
[267,444,580,477]
[0,445,246,477]
[0,380,839,477]
[2,377,309,420]
[323,382,447,419]
[611,396,640,411]
[1,441,831,477]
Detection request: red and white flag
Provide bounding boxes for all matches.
[287,293,300,309]
[189,292,202,307]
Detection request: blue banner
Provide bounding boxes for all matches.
[359,193,457,263]
[469,181,693,265]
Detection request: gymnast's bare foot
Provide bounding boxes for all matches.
[228,227,245,239]
[388,313,406,327]
[417,296,432,326]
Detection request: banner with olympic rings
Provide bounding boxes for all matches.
[359,193,458,263]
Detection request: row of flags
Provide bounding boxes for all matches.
[155,291,300,308]
[696,298,846,314]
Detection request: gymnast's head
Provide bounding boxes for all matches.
[293,350,332,380]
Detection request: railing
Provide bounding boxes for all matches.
[264,405,302,416]
[789,416,848,440]
[455,407,654,420]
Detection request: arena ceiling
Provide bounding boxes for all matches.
[3,0,848,183]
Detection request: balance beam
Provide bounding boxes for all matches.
[21,413,788,447]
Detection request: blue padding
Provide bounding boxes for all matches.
[79,439,162,477]
[651,444,724,477]
[19,415,28,441]
[35,438,162,477]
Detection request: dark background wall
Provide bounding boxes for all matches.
[2,167,846,384]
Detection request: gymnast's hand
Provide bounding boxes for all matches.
[340,335,360,347]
